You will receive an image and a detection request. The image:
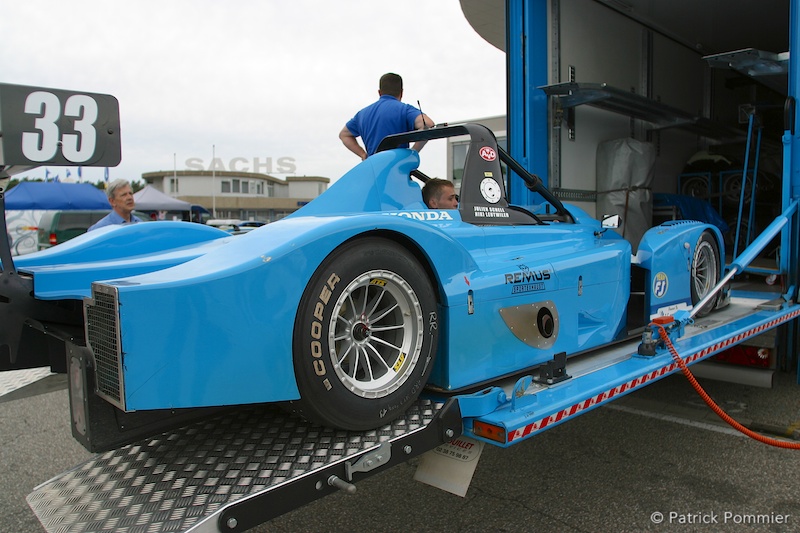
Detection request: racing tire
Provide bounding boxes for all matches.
[680,175,710,199]
[724,215,751,255]
[722,172,753,206]
[690,231,720,317]
[291,237,439,431]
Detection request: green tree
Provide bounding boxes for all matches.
[7,177,142,192]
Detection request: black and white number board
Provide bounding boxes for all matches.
[0,83,121,176]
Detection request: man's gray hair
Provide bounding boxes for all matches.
[106,179,131,199]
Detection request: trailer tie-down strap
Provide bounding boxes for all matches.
[653,322,800,449]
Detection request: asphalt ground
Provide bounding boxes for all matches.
[1,367,799,533]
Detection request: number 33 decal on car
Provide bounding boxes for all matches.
[0,83,121,172]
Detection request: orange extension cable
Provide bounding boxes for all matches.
[653,321,800,449]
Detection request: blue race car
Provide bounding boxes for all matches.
[0,123,724,433]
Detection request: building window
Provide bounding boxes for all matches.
[170,178,179,193]
[451,137,507,193]
[220,178,270,195]
[451,142,469,192]
[267,181,274,197]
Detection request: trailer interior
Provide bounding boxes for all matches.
[462,0,797,382]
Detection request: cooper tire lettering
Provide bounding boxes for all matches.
[292,237,439,431]
[308,272,340,377]
[310,341,323,358]
[319,286,331,305]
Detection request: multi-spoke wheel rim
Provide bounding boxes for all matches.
[329,270,424,398]
[681,175,710,198]
[693,240,718,301]
[722,174,753,204]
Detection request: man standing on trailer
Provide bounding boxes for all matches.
[340,72,434,160]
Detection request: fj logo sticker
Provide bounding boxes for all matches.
[653,272,668,298]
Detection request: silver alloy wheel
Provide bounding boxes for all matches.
[692,239,718,303]
[329,269,424,398]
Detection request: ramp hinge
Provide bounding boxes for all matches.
[345,441,391,481]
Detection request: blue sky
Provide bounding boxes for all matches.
[1,1,506,184]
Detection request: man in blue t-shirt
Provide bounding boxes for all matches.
[340,73,434,160]
[88,179,143,231]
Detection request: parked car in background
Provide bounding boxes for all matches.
[234,221,267,234]
[237,221,266,228]
[37,210,149,250]
[205,219,243,233]
[37,210,108,250]
[206,219,266,234]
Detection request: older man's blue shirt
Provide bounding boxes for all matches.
[88,211,143,232]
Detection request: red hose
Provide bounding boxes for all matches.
[653,322,800,449]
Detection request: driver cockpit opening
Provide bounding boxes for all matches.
[380,123,573,224]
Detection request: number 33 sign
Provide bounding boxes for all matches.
[0,83,121,175]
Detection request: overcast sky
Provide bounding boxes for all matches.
[1,1,506,185]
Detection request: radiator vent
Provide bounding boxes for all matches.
[84,283,125,410]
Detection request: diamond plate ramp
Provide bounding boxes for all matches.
[0,367,53,399]
[27,399,447,533]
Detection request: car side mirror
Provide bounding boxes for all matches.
[601,214,621,229]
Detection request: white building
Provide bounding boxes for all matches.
[141,170,329,222]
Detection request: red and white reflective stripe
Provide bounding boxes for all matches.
[508,310,800,442]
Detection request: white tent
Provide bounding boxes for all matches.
[133,186,193,211]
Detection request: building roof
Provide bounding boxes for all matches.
[142,170,329,184]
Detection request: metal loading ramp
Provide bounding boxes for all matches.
[27,399,457,533]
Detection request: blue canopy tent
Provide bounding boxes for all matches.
[5,182,111,210]
[3,182,111,256]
